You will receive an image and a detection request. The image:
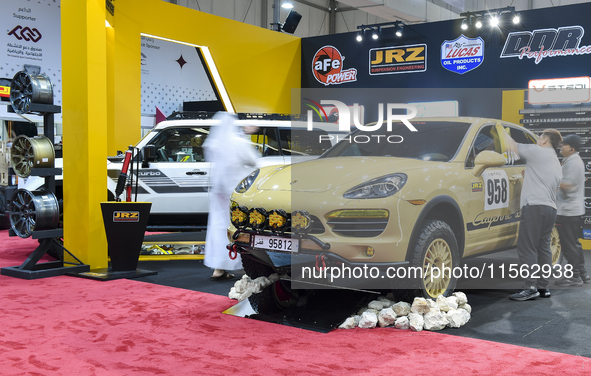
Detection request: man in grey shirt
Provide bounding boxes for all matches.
[555,134,589,286]
[502,128,563,301]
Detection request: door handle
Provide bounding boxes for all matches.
[186,170,207,176]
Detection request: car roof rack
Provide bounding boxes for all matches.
[166,111,292,121]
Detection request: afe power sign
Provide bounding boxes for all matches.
[528,76,591,104]
[312,45,357,86]
[369,44,426,75]
[441,35,484,74]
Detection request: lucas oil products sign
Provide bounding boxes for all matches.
[441,35,484,74]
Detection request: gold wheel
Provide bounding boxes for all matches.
[422,238,453,298]
[10,135,55,178]
[550,226,561,265]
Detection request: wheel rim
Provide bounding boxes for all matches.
[10,71,53,115]
[551,226,561,265]
[8,189,59,238]
[10,135,55,178]
[422,238,453,298]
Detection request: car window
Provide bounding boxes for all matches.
[250,127,281,157]
[149,127,209,162]
[279,129,334,156]
[466,125,501,168]
[321,121,471,162]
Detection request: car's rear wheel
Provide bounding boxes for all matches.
[411,219,459,299]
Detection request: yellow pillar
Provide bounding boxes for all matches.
[61,0,108,268]
[502,90,525,125]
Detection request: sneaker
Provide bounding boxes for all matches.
[554,276,584,287]
[510,288,540,301]
[538,288,551,298]
[580,269,590,283]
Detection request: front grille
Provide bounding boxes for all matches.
[327,217,388,237]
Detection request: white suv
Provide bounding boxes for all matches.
[105,113,343,231]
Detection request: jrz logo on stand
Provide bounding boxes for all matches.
[312,46,357,86]
[113,211,140,222]
[500,25,591,64]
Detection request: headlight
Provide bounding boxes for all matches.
[235,169,260,193]
[291,210,312,234]
[343,173,407,199]
[269,209,288,233]
[249,207,268,231]
[230,202,249,229]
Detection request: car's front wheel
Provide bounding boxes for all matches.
[411,219,459,299]
[550,225,563,266]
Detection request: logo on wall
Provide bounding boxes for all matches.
[113,211,140,222]
[440,35,484,74]
[500,26,591,64]
[369,44,427,75]
[312,45,357,86]
[528,76,591,104]
[8,26,42,42]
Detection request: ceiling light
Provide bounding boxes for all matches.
[395,24,403,37]
[356,31,363,42]
[490,14,499,27]
[461,18,468,30]
[475,17,482,28]
[372,28,379,40]
[513,13,520,24]
[281,2,294,9]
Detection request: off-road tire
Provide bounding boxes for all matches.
[410,219,460,300]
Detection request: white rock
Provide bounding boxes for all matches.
[453,291,468,305]
[338,317,357,329]
[353,315,361,326]
[435,295,458,312]
[394,316,410,330]
[377,307,397,327]
[234,275,251,293]
[408,313,424,332]
[423,310,449,331]
[228,287,241,300]
[427,299,437,309]
[392,301,411,316]
[377,296,394,308]
[368,300,385,311]
[445,309,471,328]
[411,297,431,315]
[358,311,378,329]
[459,303,472,314]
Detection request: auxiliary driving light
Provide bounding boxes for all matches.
[230,203,249,229]
[268,209,288,233]
[366,247,375,257]
[291,210,312,234]
[249,207,268,231]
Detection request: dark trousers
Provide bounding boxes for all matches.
[516,205,557,289]
[555,215,585,278]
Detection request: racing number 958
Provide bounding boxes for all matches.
[487,178,507,205]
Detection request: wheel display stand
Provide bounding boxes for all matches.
[1,103,90,279]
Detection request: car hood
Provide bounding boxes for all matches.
[257,156,438,193]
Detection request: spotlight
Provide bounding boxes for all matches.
[281,2,294,9]
[356,30,363,42]
[372,28,379,40]
[475,17,482,28]
[512,12,520,24]
[395,24,403,37]
[490,14,499,27]
[461,18,468,30]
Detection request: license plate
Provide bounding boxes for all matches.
[252,235,298,252]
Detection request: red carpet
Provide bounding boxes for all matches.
[0,231,588,375]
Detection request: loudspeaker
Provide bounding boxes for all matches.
[282,10,302,34]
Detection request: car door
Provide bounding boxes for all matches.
[137,126,211,215]
[464,123,530,256]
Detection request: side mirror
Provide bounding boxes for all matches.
[142,145,156,168]
[473,150,506,177]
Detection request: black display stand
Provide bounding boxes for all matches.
[70,202,157,281]
[1,103,90,279]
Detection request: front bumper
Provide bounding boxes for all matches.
[228,229,417,291]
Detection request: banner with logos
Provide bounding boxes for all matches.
[1,0,61,108]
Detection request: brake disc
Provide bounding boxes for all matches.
[10,135,55,178]
[8,188,60,238]
[9,71,53,114]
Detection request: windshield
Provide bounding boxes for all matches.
[321,121,471,162]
